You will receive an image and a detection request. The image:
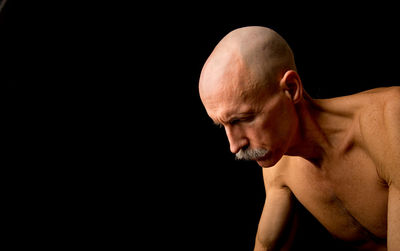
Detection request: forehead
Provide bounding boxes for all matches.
[202,85,267,124]
[199,46,269,122]
[207,101,252,125]
[200,54,255,105]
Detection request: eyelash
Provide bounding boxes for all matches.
[228,116,254,126]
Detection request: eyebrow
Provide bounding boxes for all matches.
[213,112,255,126]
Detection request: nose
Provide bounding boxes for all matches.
[225,126,249,154]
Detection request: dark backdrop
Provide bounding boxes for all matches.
[3,1,399,250]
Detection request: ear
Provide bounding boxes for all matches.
[279,70,303,104]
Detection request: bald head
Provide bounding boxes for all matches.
[199,26,296,107]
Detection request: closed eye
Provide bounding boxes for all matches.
[212,113,255,128]
[229,115,254,125]
[229,119,240,125]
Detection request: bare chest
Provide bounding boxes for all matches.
[287,151,388,243]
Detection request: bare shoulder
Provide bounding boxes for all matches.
[379,87,400,137]
[357,86,400,128]
[357,86,400,183]
[379,87,400,183]
[359,86,400,103]
[380,87,400,120]
[262,155,296,190]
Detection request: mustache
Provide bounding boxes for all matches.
[235,148,269,161]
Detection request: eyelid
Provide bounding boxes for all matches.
[213,113,255,128]
[229,118,240,125]
[229,115,254,125]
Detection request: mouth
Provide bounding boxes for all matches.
[255,151,269,162]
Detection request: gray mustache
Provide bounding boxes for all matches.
[235,148,269,160]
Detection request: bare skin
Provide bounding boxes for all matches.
[199,26,400,250]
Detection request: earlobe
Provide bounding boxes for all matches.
[280,70,303,104]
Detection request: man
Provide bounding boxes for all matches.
[198,26,400,250]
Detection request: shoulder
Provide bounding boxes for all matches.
[360,86,400,134]
[381,87,400,186]
[262,156,297,191]
[358,86,400,185]
[358,87,400,129]
[382,87,400,123]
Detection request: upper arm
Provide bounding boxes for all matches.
[363,87,400,186]
[380,87,400,249]
[255,160,294,250]
[388,186,400,250]
[360,87,400,249]
[383,88,400,186]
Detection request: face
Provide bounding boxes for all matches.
[202,86,298,168]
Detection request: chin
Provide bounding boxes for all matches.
[256,160,275,168]
[256,152,283,168]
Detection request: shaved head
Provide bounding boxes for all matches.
[198,26,302,166]
[199,26,296,109]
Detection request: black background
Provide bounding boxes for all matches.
[3,1,399,250]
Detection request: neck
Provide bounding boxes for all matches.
[285,94,356,166]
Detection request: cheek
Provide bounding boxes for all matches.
[272,102,298,148]
[247,116,275,147]
[255,99,296,148]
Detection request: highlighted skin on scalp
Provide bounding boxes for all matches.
[199,26,297,108]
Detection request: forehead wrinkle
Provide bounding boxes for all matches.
[205,82,267,128]
[209,106,234,125]
[211,101,256,126]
